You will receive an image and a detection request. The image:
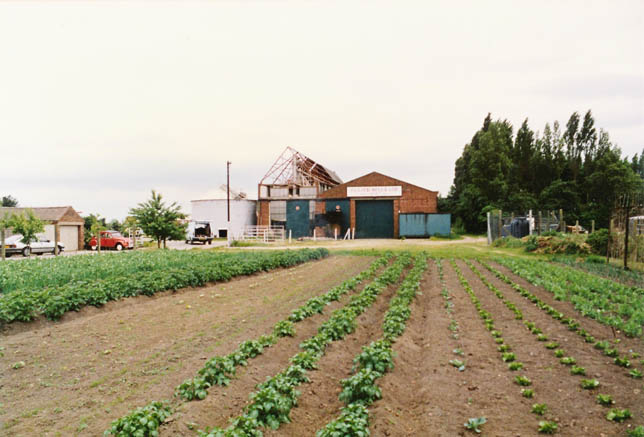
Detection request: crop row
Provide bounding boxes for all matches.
[105,252,399,436]
[495,257,644,337]
[0,249,301,294]
[315,252,428,436]
[0,248,329,324]
[480,260,644,379]
[435,259,468,372]
[450,260,560,434]
[196,252,415,436]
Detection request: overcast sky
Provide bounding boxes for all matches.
[1,1,642,221]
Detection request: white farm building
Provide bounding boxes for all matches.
[190,196,257,239]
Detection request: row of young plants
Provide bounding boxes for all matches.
[495,256,643,338]
[104,253,395,437]
[450,260,558,434]
[315,253,428,437]
[476,260,644,434]
[0,248,329,324]
[435,259,468,372]
[551,255,644,287]
[196,253,415,436]
[479,260,644,381]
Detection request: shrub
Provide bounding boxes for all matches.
[586,229,609,255]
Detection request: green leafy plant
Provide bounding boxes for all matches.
[501,352,516,362]
[514,375,532,386]
[538,420,558,434]
[106,401,172,436]
[464,417,487,433]
[570,365,586,375]
[353,340,394,375]
[606,408,632,422]
[273,320,295,337]
[596,394,614,406]
[315,404,370,437]
[508,362,524,371]
[629,368,642,379]
[554,349,565,358]
[580,379,600,389]
[339,368,382,405]
[532,403,547,415]
[521,388,534,398]
[614,356,632,368]
[627,426,644,437]
[545,342,559,349]
[560,356,576,366]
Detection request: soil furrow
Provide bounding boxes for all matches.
[261,268,407,436]
[160,262,387,436]
[457,259,623,436]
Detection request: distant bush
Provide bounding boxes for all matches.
[586,255,606,264]
[525,235,538,252]
[586,229,609,255]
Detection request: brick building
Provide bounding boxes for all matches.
[0,206,84,251]
[317,172,440,238]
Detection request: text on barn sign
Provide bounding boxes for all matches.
[347,186,402,197]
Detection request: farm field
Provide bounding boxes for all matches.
[1,249,643,436]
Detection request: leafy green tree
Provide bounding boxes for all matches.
[0,211,14,260]
[129,190,186,248]
[1,195,18,207]
[83,214,106,249]
[9,209,44,246]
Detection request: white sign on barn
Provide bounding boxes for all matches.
[347,186,402,197]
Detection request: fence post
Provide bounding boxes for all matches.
[624,208,630,270]
[334,228,337,240]
[538,211,542,236]
[498,210,503,239]
[591,220,595,234]
[607,218,613,263]
[289,230,292,244]
[559,209,564,233]
[487,211,492,244]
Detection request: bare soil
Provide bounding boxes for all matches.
[0,255,373,436]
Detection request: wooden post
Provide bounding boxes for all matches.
[54,223,60,256]
[591,220,595,234]
[607,218,613,263]
[334,228,337,240]
[538,211,542,236]
[498,210,503,239]
[98,230,101,253]
[575,220,579,234]
[289,229,292,244]
[624,206,630,270]
[1,228,5,261]
[559,209,564,233]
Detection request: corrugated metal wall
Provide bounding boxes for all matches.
[356,200,394,238]
[399,213,451,237]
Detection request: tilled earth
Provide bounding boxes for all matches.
[2,255,642,437]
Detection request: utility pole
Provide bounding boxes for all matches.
[227,161,231,247]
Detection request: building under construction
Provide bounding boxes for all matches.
[257,147,449,238]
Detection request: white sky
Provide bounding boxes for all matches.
[1,0,642,221]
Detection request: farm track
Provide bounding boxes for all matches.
[456,259,626,436]
[489,261,644,357]
[0,255,373,436]
[160,259,393,435]
[260,265,410,436]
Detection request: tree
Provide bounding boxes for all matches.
[1,195,18,207]
[9,209,44,248]
[83,214,106,249]
[129,190,186,248]
[0,211,14,260]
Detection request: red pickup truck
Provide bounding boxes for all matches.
[89,230,130,251]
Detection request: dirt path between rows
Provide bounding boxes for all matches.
[370,260,540,436]
[457,259,624,436]
[262,266,408,436]
[0,255,373,436]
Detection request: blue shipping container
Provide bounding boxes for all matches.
[399,213,451,237]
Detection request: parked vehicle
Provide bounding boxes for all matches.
[89,230,130,251]
[3,234,65,257]
[186,221,214,245]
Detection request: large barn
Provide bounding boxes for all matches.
[256,148,449,238]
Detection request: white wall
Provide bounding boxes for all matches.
[191,199,257,238]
